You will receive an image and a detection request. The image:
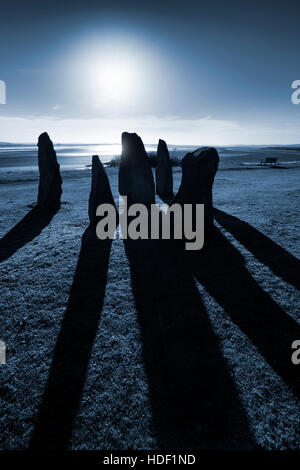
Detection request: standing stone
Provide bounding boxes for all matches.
[155,139,173,201]
[37,132,62,211]
[174,147,219,233]
[88,155,116,226]
[119,132,155,205]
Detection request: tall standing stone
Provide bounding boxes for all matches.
[88,155,116,226]
[119,132,155,205]
[155,139,173,201]
[37,132,62,211]
[173,147,219,234]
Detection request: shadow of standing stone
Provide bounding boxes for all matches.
[173,147,219,235]
[119,132,155,205]
[37,132,62,211]
[88,155,116,226]
[155,138,174,202]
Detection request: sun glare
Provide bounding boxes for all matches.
[98,61,135,102]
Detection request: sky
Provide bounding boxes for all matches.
[0,0,300,144]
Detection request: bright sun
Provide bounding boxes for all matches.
[98,61,135,102]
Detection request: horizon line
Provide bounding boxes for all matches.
[1,141,300,147]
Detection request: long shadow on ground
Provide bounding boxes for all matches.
[187,225,300,401]
[124,237,256,449]
[214,208,300,290]
[0,207,57,263]
[29,228,112,449]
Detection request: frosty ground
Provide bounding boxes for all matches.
[0,164,299,449]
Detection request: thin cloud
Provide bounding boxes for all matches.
[0,114,299,145]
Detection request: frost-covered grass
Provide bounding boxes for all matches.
[0,165,299,449]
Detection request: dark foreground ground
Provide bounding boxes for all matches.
[0,165,299,449]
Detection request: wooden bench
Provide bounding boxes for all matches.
[260,157,278,166]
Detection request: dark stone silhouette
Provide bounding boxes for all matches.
[37,132,62,211]
[119,132,155,205]
[30,168,117,449]
[88,155,116,226]
[0,207,57,263]
[155,139,173,202]
[174,147,219,235]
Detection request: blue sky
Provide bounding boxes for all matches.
[0,0,300,144]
